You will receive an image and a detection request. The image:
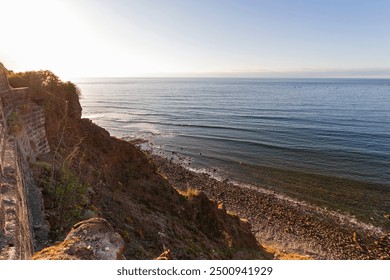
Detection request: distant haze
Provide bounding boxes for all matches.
[1,0,390,79]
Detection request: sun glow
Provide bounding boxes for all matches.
[1,0,390,78]
[1,0,114,78]
[1,0,199,78]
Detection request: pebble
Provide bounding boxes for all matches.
[149,153,390,260]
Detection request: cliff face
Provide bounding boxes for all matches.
[7,69,267,259]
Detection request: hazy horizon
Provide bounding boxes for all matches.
[1,0,390,79]
[72,69,390,79]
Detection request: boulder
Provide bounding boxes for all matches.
[32,218,125,260]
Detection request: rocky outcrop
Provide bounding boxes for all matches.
[32,218,125,260]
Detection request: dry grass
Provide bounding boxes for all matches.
[262,244,312,260]
[177,188,200,198]
[226,210,239,217]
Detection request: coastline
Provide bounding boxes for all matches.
[144,149,389,260]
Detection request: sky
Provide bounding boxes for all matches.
[1,0,390,79]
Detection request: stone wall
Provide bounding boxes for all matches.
[0,63,9,94]
[15,102,50,162]
[0,65,50,161]
[0,63,49,259]
[2,87,30,119]
[0,138,33,259]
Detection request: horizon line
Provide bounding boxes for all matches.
[4,62,389,80]
[69,68,390,80]
[72,76,390,79]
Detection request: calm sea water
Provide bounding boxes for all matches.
[76,78,390,227]
[76,78,390,184]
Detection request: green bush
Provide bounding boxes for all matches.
[7,70,80,97]
[55,168,88,229]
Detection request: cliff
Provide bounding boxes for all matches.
[2,65,268,259]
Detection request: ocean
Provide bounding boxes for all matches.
[76,78,390,228]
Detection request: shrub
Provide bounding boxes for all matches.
[55,168,88,229]
[7,70,80,97]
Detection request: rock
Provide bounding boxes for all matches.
[32,218,125,260]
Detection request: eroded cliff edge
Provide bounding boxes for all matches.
[2,65,268,260]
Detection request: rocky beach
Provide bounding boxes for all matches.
[147,150,390,260]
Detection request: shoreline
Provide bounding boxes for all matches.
[129,137,390,230]
[145,150,389,259]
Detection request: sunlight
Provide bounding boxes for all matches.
[2,0,260,78]
[2,0,389,78]
[1,0,104,78]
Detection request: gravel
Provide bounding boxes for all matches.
[150,153,390,260]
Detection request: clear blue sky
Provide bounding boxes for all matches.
[1,0,389,78]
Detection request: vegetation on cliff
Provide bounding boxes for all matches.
[8,70,268,259]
